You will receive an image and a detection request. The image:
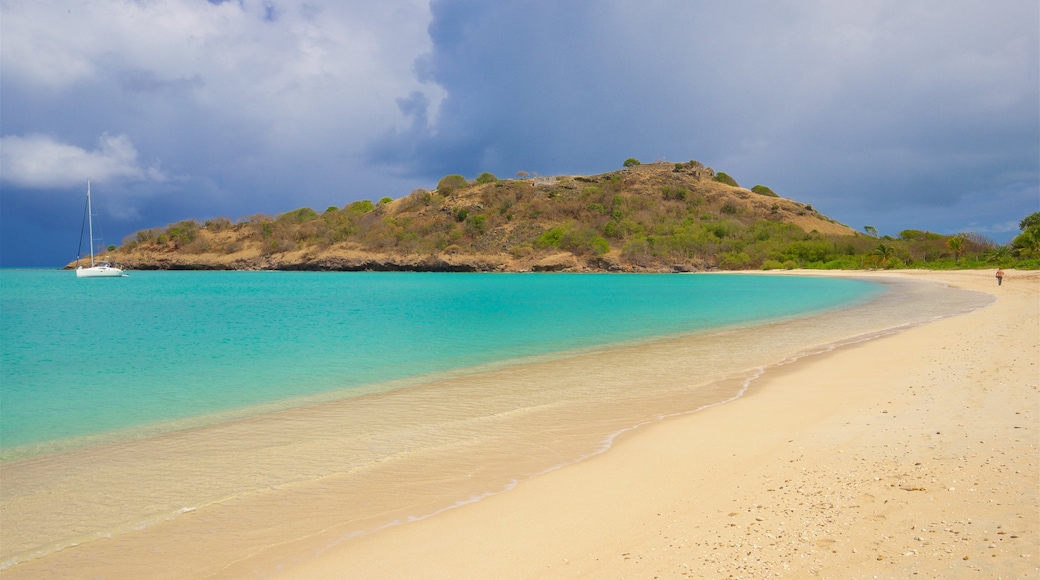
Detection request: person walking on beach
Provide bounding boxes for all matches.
[996,268,1005,286]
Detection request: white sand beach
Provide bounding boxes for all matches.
[272,270,1038,579]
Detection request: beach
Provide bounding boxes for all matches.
[273,270,1039,579]
[2,270,1037,578]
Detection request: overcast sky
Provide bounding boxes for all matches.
[2,0,1037,267]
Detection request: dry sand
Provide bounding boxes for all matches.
[273,270,1039,579]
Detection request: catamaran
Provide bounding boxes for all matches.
[76,182,126,278]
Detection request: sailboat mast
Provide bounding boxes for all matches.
[87,181,95,267]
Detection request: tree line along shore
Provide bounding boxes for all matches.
[79,161,1040,272]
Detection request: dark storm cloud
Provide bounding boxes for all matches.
[1,0,435,266]
[1,0,1036,267]
[371,0,1038,238]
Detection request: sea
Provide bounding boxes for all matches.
[0,270,993,574]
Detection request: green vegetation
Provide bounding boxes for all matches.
[116,164,1039,272]
[1012,211,1040,260]
[623,158,641,168]
[751,185,778,197]
[437,174,468,196]
[674,160,705,171]
[714,172,739,187]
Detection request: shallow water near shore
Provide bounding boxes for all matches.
[0,272,992,574]
[1,270,880,457]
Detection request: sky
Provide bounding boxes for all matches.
[1,0,1037,267]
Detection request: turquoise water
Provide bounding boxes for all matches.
[0,270,883,456]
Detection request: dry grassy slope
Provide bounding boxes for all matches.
[91,163,860,272]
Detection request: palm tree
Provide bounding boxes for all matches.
[946,236,965,263]
[985,245,1012,265]
[864,225,878,239]
[869,243,895,269]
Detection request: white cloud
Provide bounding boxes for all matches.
[0,0,440,148]
[0,133,165,188]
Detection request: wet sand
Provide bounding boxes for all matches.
[276,270,1039,579]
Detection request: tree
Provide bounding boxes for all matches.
[623,158,641,168]
[1013,211,1040,257]
[516,171,529,179]
[864,225,878,238]
[869,243,895,268]
[946,235,965,263]
[1020,211,1040,231]
[1012,227,1040,256]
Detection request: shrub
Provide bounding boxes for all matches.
[751,185,778,197]
[278,207,319,224]
[621,237,651,261]
[720,201,739,215]
[534,226,566,248]
[475,172,498,184]
[714,172,739,187]
[719,251,752,269]
[466,214,487,234]
[671,160,705,171]
[783,240,832,264]
[437,174,468,196]
[623,158,641,168]
[558,228,610,256]
[590,236,610,255]
[453,208,469,222]
[661,185,688,201]
[378,197,393,205]
[346,200,375,214]
[166,220,200,245]
[204,217,233,231]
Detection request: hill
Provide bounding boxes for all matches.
[76,162,935,272]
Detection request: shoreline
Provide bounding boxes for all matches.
[268,270,1039,578]
[2,270,1035,578]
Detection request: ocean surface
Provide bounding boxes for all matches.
[0,270,994,573]
[0,270,880,458]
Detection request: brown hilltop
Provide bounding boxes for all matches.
[85,162,861,272]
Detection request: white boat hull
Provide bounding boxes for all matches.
[76,266,126,278]
[74,183,127,278]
